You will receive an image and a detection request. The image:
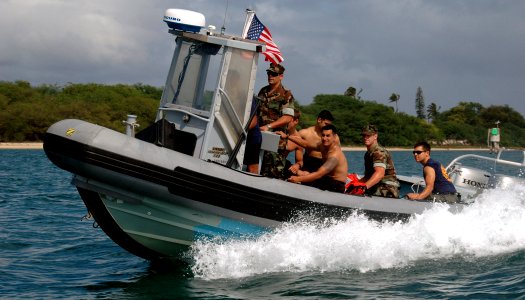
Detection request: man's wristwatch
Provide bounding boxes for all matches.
[267,124,272,129]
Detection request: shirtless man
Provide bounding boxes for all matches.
[285,110,337,173]
[287,124,348,193]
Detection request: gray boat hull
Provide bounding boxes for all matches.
[44,119,464,261]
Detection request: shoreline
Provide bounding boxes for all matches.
[340,146,495,151]
[0,142,507,152]
[0,142,44,149]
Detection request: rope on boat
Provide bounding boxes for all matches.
[80,211,99,228]
[80,211,92,221]
[411,181,424,193]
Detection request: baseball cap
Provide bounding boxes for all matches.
[266,63,285,74]
[361,124,378,135]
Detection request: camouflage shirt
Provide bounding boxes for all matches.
[364,143,399,186]
[257,84,295,128]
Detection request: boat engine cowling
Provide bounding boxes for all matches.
[449,164,491,190]
[488,174,525,189]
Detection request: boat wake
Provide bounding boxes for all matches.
[190,185,525,279]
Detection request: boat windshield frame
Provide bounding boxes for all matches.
[156,30,264,168]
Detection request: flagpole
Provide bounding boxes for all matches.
[242,9,255,38]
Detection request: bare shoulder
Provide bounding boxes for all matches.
[300,126,317,139]
[330,146,347,161]
[423,165,435,173]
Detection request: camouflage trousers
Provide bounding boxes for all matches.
[260,129,288,179]
[261,149,287,179]
[428,193,461,204]
[368,183,400,198]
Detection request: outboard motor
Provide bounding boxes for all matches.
[445,150,525,199]
[488,174,525,189]
[448,163,491,191]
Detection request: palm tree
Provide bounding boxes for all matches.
[344,86,363,99]
[345,86,357,97]
[389,93,400,112]
[427,102,441,123]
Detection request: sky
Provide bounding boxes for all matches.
[1,0,524,117]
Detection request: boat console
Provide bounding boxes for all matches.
[140,9,268,169]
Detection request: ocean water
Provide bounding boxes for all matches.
[1,149,525,299]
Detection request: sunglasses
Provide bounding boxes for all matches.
[412,150,425,155]
[267,71,280,77]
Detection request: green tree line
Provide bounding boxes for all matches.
[1,81,524,148]
[0,81,160,141]
[298,94,525,147]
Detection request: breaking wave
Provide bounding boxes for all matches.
[190,185,525,279]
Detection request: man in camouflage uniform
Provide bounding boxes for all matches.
[360,124,400,198]
[257,63,295,179]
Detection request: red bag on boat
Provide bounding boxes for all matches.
[345,173,359,190]
[345,173,367,195]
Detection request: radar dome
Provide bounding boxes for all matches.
[163,9,205,33]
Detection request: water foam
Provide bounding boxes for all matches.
[190,185,525,279]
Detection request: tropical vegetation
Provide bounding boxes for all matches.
[297,94,525,147]
[1,80,524,148]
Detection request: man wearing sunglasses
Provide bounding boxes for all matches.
[406,141,459,203]
[257,63,296,179]
[358,124,400,198]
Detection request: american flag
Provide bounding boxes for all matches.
[245,14,284,65]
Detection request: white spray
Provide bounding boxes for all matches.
[190,185,525,279]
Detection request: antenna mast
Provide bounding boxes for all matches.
[221,0,229,34]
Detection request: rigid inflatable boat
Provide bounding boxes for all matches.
[43,9,524,262]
